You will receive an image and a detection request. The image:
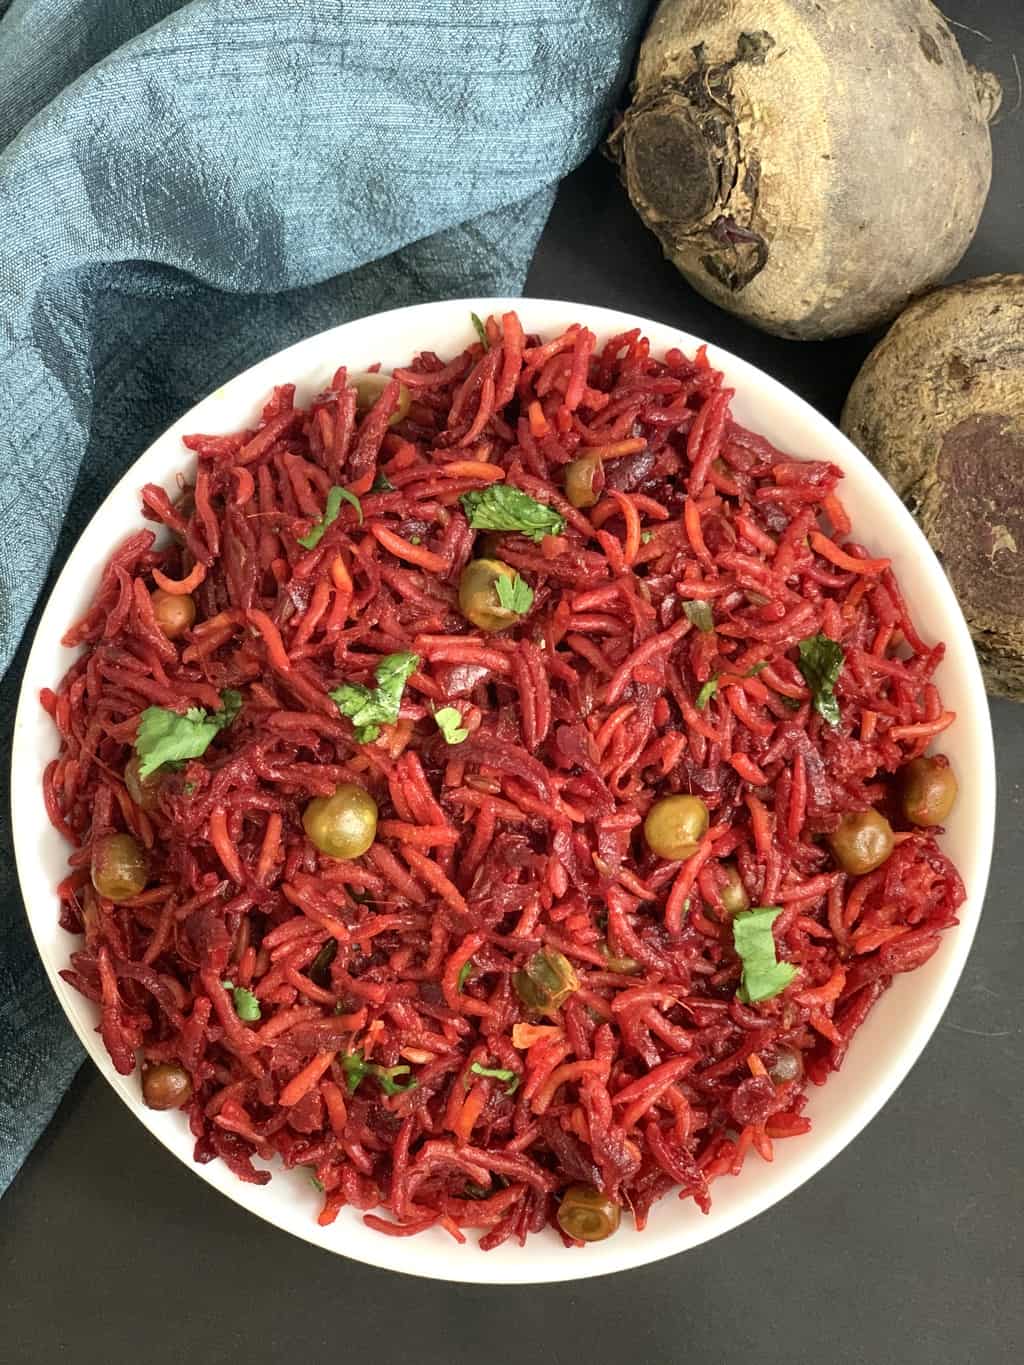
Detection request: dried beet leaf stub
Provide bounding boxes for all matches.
[609,60,770,299]
[620,101,720,228]
[841,274,1024,698]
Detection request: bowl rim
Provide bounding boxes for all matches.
[11,295,996,1284]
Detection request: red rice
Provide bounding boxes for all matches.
[43,313,965,1249]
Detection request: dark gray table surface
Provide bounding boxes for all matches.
[3,7,1022,1363]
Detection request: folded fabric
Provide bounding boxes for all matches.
[0,0,647,1193]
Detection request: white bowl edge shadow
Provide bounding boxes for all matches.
[11,296,996,1285]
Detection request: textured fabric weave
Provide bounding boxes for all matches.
[0,0,646,1192]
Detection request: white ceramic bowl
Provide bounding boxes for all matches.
[11,298,995,1283]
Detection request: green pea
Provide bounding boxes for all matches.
[90,833,149,902]
[644,795,709,860]
[303,784,378,860]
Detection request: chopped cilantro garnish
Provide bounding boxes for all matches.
[797,634,844,727]
[297,485,362,549]
[342,1049,418,1096]
[308,939,337,988]
[460,486,565,543]
[732,907,797,1003]
[341,1052,370,1092]
[330,651,419,743]
[494,572,533,616]
[471,312,490,349]
[436,706,469,745]
[135,689,242,779]
[470,1062,520,1095]
[695,678,718,710]
[683,599,715,633]
[373,1065,417,1096]
[220,979,261,1021]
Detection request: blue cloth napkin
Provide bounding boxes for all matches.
[0,0,647,1193]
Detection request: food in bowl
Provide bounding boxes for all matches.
[40,313,965,1250]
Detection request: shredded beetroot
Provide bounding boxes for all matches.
[43,314,965,1249]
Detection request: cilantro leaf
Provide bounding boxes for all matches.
[342,1052,368,1092]
[297,485,362,549]
[693,661,766,712]
[218,691,244,724]
[470,1062,520,1095]
[335,487,363,524]
[329,681,378,740]
[376,650,419,694]
[308,938,337,987]
[457,959,473,990]
[232,987,261,1022]
[370,471,395,493]
[695,678,718,710]
[684,600,715,633]
[330,651,419,742]
[436,707,469,745]
[373,1065,417,1096]
[471,312,490,349]
[342,1049,417,1096]
[732,907,797,1004]
[297,485,342,548]
[462,1181,492,1200]
[797,634,844,727]
[641,530,653,545]
[494,573,534,616]
[221,979,261,1021]
[461,486,565,543]
[135,689,242,779]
